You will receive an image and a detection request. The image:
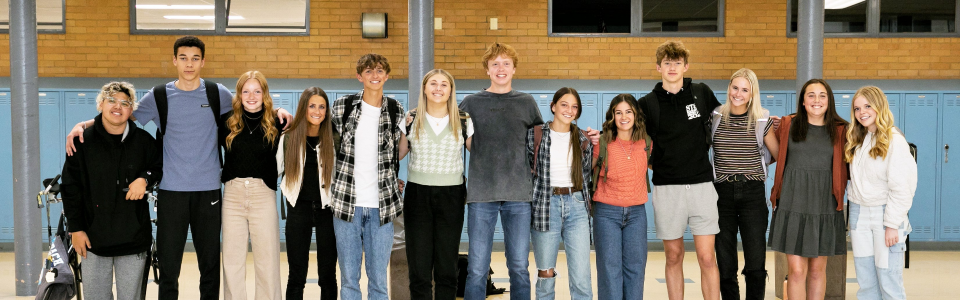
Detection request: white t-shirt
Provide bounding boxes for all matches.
[353,101,406,208]
[549,129,574,187]
[423,113,475,137]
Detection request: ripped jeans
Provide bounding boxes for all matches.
[530,193,593,300]
[850,202,909,300]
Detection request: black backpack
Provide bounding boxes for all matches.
[152,80,224,165]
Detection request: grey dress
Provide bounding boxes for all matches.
[768,124,846,257]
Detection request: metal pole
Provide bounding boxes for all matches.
[796,0,824,91]
[9,0,43,296]
[407,0,434,109]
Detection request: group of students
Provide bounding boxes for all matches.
[57,35,916,300]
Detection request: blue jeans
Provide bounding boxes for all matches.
[593,201,648,300]
[850,202,908,300]
[465,201,532,300]
[531,193,592,300]
[332,208,394,300]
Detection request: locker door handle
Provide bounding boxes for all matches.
[946,144,950,163]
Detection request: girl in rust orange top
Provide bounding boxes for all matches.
[591,94,652,300]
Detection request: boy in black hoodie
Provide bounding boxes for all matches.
[637,41,722,300]
[61,81,162,300]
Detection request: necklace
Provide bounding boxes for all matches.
[617,138,634,160]
[306,137,319,149]
[242,113,261,134]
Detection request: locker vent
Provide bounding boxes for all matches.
[40,96,57,106]
[943,226,960,234]
[913,226,933,234]
[908,99,935,107]
[947,99,959,107]
[761,98,783,108]
[68,96,96,105]
[1,227,14,234]
[0,98,9,105]
[276,98,291,107]
[582,98,595,106]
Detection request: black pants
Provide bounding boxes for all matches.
[155,189,222,300]
[285,200,339,300]
[403,182,466,300]
[714,180,769,300]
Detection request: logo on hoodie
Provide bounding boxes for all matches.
[685,104,700,120]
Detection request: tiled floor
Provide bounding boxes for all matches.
[2,250,958,299]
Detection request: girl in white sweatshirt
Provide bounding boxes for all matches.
[844,86,917,300]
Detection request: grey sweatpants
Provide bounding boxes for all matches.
[82,251,148,300]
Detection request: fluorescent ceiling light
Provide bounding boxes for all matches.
[824,0,865,9]
[136,5,214,10]
[163,15,245,20]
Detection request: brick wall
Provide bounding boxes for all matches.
[0,0,409,79]
[1,0,958,80]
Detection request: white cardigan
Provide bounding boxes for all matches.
[276,134,332,208]
[848,129,917,229]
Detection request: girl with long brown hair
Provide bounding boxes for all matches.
[219,70,284,300]
[592,94,651,300]
[527,87,594,300]
[277,87,338,300]
[767,79,850,300]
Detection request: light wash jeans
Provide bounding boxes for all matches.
[464,201,532,300]
[850,202,908,300]
[332,207,394,300]
[531,193,593,300]
[593,201,648,300]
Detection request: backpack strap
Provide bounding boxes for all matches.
[531,125,544,175]
[691,83,716,146]
[643,134,653,193]
[386,98,402,177]
[153,84,168,136]
[202,81,224,166]
[638,93,659,140]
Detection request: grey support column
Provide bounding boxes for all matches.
[795,0,824,91]
[407,0,435,108]
[9,0,43,296]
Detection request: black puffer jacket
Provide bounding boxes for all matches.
[61,114,162,257]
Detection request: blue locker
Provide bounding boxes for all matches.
[939,94,960,240]
[39,91,64,233]
[63,90,100,138]
[902,94,939,240]
[0,90,12,241]
[532,93,555,123]
[716,92,728,104]
[834,93,854,122]
[885,93,903,129]
[577,93,600,131]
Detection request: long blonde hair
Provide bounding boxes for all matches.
[225,70,278,150]
[718,68,764,130]
[410,69,464,141]
[844,86,895,162]
[283,87,334,189]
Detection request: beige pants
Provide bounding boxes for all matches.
[222,177,282,300]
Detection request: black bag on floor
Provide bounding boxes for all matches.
[456,254,506,297]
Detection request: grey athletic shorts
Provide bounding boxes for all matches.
[652,182,720,240]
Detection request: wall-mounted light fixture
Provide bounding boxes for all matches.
[362,13,388,38]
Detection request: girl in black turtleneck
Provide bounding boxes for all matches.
[219,70,284,300]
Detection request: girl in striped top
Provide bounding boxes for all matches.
[709,68,777,300]
[591,94,652,300]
